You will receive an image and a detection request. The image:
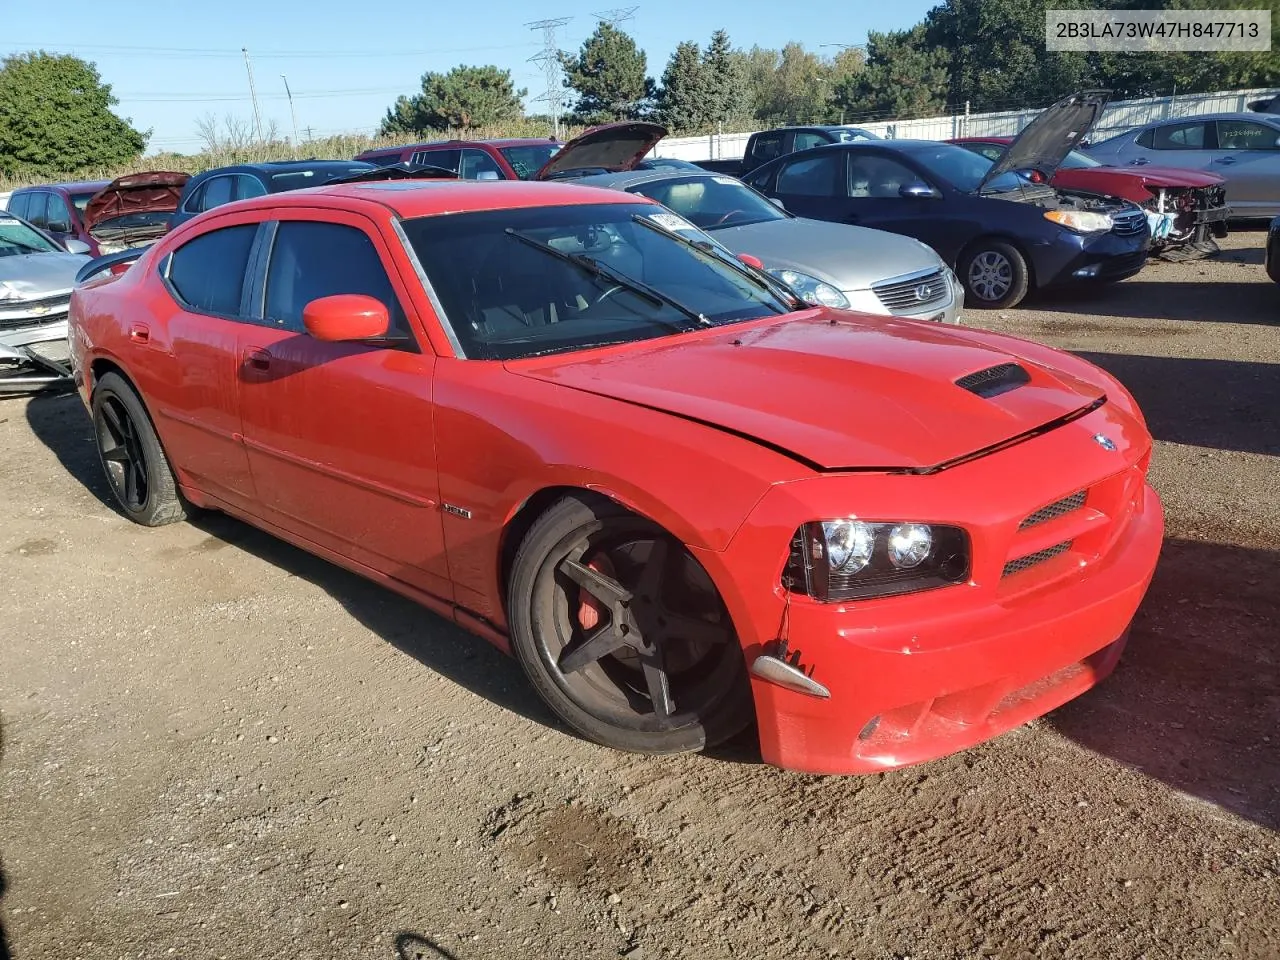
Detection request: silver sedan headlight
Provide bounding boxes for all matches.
[766,268,851,309]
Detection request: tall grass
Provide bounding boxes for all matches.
[0,120,585,191]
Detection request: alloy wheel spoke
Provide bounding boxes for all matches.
[559,557,632,608]
[123,458,139,504]
[640,648,675,721]
[102,402,126,442]
[558,623,633,674]
[102,446,131,463]
[634,538,669,606]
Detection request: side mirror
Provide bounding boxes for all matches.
[47,220,72,233]
[899,182,941,199]
[769,197,786,210]
[737,253,765,270]
[302,294,389,342]
[64,238,92,254]
[475,170,501,181]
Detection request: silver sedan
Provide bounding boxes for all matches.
[569,169,964,324]
[1085,112,1280,218]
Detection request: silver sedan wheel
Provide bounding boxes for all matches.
[967,250,1013,302]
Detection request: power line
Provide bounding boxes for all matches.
[2,41,544,60]
[593,6,638,26]
[526,17,571,139]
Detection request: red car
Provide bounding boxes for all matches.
[949,136,1229,256]
[355,137,562,180]
[67,180,1163,775]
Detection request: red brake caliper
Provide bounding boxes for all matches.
[577,553,617,631]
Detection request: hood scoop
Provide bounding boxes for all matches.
[956,362,1031,398]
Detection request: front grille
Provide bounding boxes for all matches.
[1018,490,1086,530]
[1003,540,1073,578]
[0,293,71,331]
[872,269,948,314]
[955,362,1030,398]
[1110,209,1148,236]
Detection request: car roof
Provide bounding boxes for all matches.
[1143,112,1280,126]
[14,179,110,194]
[217,179,647,220]
[363,137,557,154]
[195,160,374,177]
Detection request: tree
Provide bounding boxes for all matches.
[755,42,830,123]
[380,64,525,135]
[656,41,707,131]
[560,22,654,123]
[702,30,748,128]
[835,26,950,119]
[0,51,147,176]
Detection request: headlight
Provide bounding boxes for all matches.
[766,268,850,309]
[1044,210,1113,234]
[785,520,970,602]
[96,241,127,255]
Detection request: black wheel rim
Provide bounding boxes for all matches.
[535,522,740,733]
[96,396,148,511]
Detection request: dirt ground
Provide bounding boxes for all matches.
[1,231,1277,960]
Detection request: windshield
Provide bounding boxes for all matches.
[627,175,787,231]
[1059,150,1104,169]
[827,127,879,142]
[499,144,562,180]
[0,216,61,257]
[401,202,792,360]
[70,191,100,215]
[905,143,1028,194]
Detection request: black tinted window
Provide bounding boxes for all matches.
[201,176,234,210]
[748,133,784,164]
[1136,128,1155,148]
[168,224,257,316]
[7,193,30,220]
[459,149,504,179]
[847,155,919,198]
[25,193,48,227]
[410,148,460,172]
[776,153,841,196]
[1153,121,1207,149]
[45,195,71,230]
[265,222,406,334]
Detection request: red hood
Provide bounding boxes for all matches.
[1053,165,1224,192]
[83,171,190,232]
[512,314,1108,471]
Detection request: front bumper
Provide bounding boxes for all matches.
[843,270,964,325]
[695,403,1163,774]
[1037,228,1150,288]
[0,319,73,395]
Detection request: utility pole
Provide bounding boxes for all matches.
[242,47,265,142]
[525,17,572,140]
[280,75,300,157]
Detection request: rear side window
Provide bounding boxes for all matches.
[411,148,460,172]
[1152,121,1208,150]
[748,132,784,165]
[167,224,257,316]
[7,193,30,220]
[1135,128,1155,149]
[264,221,407,335]
[25,193,48,228]
[776,153,841,196]
[200,176,235,211]
[235,175,268,200]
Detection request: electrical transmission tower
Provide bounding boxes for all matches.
[526,17,572,140]
[593,6,638,26]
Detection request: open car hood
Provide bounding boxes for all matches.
[534,121,668,180]
[83,171,190,233]
[513,314,1108,472]
[978,90,1110,194]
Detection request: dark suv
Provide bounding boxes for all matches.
[6,180,111,255]
[168,160,375,229]
[355,138,562,181]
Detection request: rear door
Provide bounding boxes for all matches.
[149,218,261,506]
[234,212,450,597]
[766,150,845,220]
[1211,118,1280,214]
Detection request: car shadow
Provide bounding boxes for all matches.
[395,932,462,960]
[1076,352,1280,457]
[23,392,119,513]
[1048,537,1280,831]
[1033,279,1277,324]
[1,718,13,960]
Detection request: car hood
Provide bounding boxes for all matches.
[512,313,1106,471]
[0,252,90,298]
[83,171,190,233]
[980,90,1111,193]
[710,218,942,291]
[535,122,669,180]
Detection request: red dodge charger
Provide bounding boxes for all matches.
[67,180,1164,774]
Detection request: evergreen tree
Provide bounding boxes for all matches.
[656,41,707,132]
[380,65,525,135]
[560,22,655,123]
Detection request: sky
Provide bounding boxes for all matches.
[3,0,938,154]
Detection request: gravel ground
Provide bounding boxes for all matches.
[1,231,1277,960]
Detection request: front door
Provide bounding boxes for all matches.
[235,213,451,599]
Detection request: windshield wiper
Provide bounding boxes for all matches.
[630,215,804,311]
[504,228,711,329]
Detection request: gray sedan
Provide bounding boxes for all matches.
[569,169,964,324]
[1086,112,1280,218]
[0,211,90,393]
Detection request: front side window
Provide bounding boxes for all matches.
[459,149,505,180]
[847,155,920,198]
[1058,150,1103,169]
[70,191,99,216]
[793,132,829,151]
[1216,120,1280,151]
[45,195,72,230]
[265,221,407,334]
[775,153,841,196]
[401,202,793,361]
[1153,121,1208,150]
[904,143,1024,194]
[0,215,61,257]
[167,224,257,316]
[627,175,787,231]
[498,144,561,179]
[235,175,268,200]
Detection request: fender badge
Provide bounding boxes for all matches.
[1092,433,1117,451]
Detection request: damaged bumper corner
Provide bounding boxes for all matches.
[0,342,74,396]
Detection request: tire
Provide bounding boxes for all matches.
[91,371,189,527]
[959,240,1030,309]
[507,493,754,755]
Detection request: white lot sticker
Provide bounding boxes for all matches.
[648,212,699,233]
[712,176,738,185]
